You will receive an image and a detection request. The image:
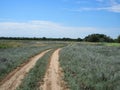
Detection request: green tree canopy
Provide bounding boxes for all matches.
[117,35,120,43]
[84,34,113,42]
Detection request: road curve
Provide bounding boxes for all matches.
[0,50,50,90]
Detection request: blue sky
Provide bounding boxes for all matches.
[0,0,120,38]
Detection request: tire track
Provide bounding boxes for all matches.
[40,49,68,90]
[0,50,50,90]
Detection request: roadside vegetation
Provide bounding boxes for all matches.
[0,40,66,80]
[17,50,54,90]
[60,43,120,90]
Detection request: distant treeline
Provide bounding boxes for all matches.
[0,34,120,43]
[0,37,82,41]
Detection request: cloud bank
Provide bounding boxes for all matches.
[0,20,119,38]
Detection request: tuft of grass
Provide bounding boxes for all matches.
[17,50,54,90]
[60,44,120,90]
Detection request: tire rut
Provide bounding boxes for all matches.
[40,48,69,90]
[0,49,50,90]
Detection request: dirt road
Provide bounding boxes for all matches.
[40,49,68,90]
[0,50,50,90]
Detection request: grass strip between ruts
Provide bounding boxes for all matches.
[17,50,54,90]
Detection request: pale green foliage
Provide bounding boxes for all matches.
[60,43,120,90]
[0,46,51,79]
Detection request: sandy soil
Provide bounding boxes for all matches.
[0,50,50,90]
[40,49,68,90]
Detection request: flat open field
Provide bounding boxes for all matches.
[0,40,120,90]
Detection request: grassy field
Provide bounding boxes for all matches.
[0,40,66,80]
[0,40,23,48]
[78,42,120,47]
[60,43,120,90]
[0,40,120,90]
[102,43,120,47]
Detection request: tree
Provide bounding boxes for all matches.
[42,37,47,40]
[117,35,120,43]
[77,38,83,41]
[84,34,113,42]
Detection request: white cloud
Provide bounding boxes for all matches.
[65,0,120,13]
[108,4,120,12]
[71,4,120,13]
[0,20,119,38]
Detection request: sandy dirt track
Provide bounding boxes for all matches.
[0,50,50,90]
[40,49,68,90]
